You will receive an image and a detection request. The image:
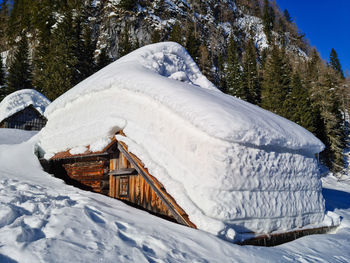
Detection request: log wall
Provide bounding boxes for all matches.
[63,160,109,193]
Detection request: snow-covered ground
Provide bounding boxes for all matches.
[0,129,350,262]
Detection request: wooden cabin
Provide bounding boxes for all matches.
[40,132,337,246]
[0,105,47,131]
[44,133,196,228]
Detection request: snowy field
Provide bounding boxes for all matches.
[0,129,349,262]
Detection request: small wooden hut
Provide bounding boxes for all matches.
[37,42,336,246]
[45,133,196,228]
[0,89,50,131]
[0,105,47,130]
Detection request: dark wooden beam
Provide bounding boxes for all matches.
[109,168,136,176]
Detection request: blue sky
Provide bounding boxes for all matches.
[276,0,350,76]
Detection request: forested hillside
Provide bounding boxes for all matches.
[0,0,348,172]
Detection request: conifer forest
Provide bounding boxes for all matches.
[0,0,349,173]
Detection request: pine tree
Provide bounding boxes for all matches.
[0,54,5,86]
[261,45,292,115]
[225,35,245,99]
[169,21,183,45]
[7,32,33,93]
[329,48,344,79]
[119,0,137,11]
[307,49,345,172]
[185,24,201,63]
[151,30,161,43]
[262,0,274,43]
[0,0,10,50]
[283,9,292,23]
[283,72,316,133]
[96,47,113,70]
[242,38,260,104]
[74,15,96,83]
[217,53,227,93]
[0,53,6,101]
[7,0,33,41]
[37,10,78,100]
[320,71,345,171]
[198,44,212,80]
[119,26,133,57]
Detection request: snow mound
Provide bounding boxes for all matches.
[0,128,37,145]
[38,42,326,238]
[0,89,50,123]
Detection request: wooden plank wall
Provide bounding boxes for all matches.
[109,151,174,219]
[63,160,108,193]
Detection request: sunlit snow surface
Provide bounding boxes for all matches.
[36,42,329,237]
[0,129,349,262]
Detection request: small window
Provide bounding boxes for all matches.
[119,176,129,197]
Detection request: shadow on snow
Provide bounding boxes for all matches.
[322,188,350,211]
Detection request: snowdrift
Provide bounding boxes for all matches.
[38,42,328,239]
[0,89,50,123]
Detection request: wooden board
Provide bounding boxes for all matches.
[116,140,196,228]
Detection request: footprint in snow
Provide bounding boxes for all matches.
[83,206,105,225]
[16,220,45,243]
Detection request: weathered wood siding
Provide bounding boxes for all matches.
[47,137,195,228]
[63,160,109,194]
[109,151,174,218]
[0,106,47,130]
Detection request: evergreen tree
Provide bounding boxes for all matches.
[225,35,245,99]
[74,15,96,83]
[96,47,113,70]
[151,29,161,43]
[7,32,33,93]
[217,53,227,93]
[283,9,292,23]
[119,0,137,11]
[37,10,78,100]
[0,0,10,50]
[283,72,316,133]
[329,48,344,79]
[185,24,201,63]
[320,71,345,171]
[119,26,133,57]
[261,45,292,115]
[7,0,33,41]
[262,0,274,43]
[307,50,345,172]
[0,54,5,86]
[32,0,56,95]
[242,39,260,104]
[198,44,212,80]
[169,21,183,44]
[0,53,6,101]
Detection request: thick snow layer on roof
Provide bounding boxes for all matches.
[44,42,324,154]
[0,89,50,123]
[38,42,326,238]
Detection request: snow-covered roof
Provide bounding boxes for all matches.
[38,42,326,239]
[0,89,50,123]
[43,42,323,154]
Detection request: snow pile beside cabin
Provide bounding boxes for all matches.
[0,89,50,123]
[38,42,328,239]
